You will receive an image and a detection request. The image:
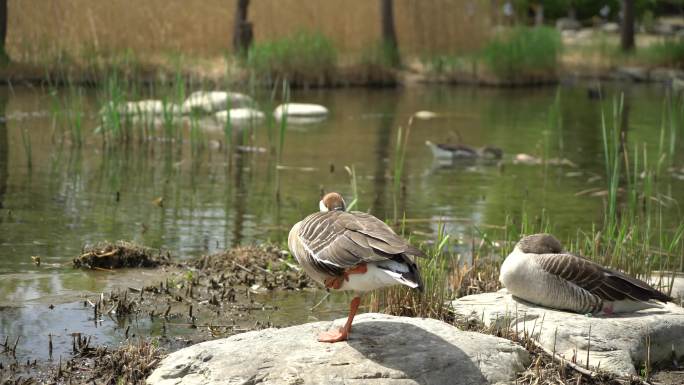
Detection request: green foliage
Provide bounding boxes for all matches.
[481,26,561,80]
[245,31,337,81]
[640,38,684,68]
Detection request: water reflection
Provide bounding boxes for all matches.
[0,87,7,210]
[231,130,249,247]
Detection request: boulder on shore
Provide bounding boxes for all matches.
[147,313,530,385]
[452,289,684,377]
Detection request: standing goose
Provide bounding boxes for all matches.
[500,234,672,314]
[288,192,424,343]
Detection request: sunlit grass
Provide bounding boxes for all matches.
[481,26,561,81]
[629,38,684,68]
[421,26,561,83]
[245,31,337,85]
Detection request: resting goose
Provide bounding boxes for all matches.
[500,234,672,314]
[288,192,424,343]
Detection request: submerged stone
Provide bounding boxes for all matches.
[182,91,254,114]
[273,103,329,123]
[147,313,530,385]
[452,289,684,377]
[214,108,265,125]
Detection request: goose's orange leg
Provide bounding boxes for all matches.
[318,296,361,343]
[323,263,368,289]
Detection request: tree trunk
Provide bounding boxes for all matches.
[380,0,400,66]
[0,0,8,63]
[232,0,253,55]
[621,0,635,51]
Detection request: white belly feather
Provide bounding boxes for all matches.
[500,248,593,313]
[341,261,417,292]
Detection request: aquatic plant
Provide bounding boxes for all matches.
[273,80,290,200]
[391,116,411,224]
[481,26,561,81]
[97,73,128,143]
[188,112,206,156]
[277,80,290,163]
[160,97,180,143]
[344,165,359,211]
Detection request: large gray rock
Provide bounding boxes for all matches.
[452,290,684,377]
[147,313,530,385]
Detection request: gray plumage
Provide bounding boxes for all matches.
[501,234,671,314]
[289,205,424,292]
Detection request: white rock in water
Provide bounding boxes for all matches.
[413,110,439,120]
[274,103,329,119]
[215,108,265,125]
[182,91,254,114]
[146,313,530,385]
[452,290,684,377]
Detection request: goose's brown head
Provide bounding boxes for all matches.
[516,233,563,254]
[319,192,346,212]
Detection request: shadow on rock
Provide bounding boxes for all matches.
[348,321,495,385]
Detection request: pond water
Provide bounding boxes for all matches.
[0,82,682,361]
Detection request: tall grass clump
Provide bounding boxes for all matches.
[369,223,452,321]
[245,31,337,85]
[481,26,561,81]
[578,94,684,280]
[639,38,684,68]
[97,74,130,144]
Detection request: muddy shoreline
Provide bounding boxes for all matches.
[1,243,317,384]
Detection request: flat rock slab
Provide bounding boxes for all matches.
[452,290,684,377]
[147,313,530,385]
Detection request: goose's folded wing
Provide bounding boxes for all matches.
[534,253,671,302]
[348,212,426,258]
[297,211,423,274]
